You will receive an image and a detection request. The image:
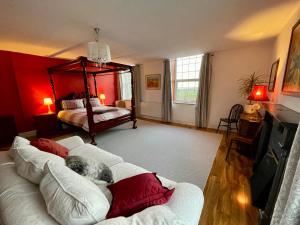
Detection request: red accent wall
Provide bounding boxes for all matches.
[0,50,117,133]
[95,74,118,105]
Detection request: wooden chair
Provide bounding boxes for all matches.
[217,104,244,136]
[225,122,263,161]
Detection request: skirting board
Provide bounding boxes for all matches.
[139,114,195,126]
[137,116,222,133]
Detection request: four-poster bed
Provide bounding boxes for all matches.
[48,56,137,145]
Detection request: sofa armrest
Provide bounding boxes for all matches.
[56,136,84,150]
[165,183,204,225]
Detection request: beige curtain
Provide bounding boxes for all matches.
[162,59,172,122]
[271,122,300,225]
[195,53,212,128]
[133,65,141,117]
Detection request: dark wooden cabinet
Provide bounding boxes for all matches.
[250,104,300,225]
[239,112,262,138]
[0,115,17,147]
[34,113,58,137]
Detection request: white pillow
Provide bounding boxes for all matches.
[40,162,110,225]
[61,99,84,110]
[84,97,101,107]
[9,136,30,159]
[69,143,123,167]
[14,145,65,184]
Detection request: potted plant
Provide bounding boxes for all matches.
[238,72,266,113]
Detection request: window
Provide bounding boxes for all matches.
[174,54,202,104]
[120,72,132,100]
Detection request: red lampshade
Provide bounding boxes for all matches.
[247,85,269,101]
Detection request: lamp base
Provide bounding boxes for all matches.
[244,104,256,114]
[244,103,261,114]
[47,105,53,114]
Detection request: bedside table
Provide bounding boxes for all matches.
[0,115,17,147]
[34,113,58,137]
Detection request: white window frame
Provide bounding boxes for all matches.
[174,55,202,104]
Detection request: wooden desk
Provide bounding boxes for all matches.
[239,112,262,138]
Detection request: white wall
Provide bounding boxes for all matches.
[271,7,300,112]
[208,41,274,128]
[139,41,274,128]
[139,8,300,127]
[140,59,196,125]
[140,60,164,118]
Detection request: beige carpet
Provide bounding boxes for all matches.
[78,119,222,189]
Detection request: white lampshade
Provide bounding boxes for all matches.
[99,44,111,63]
[87,41,111,63]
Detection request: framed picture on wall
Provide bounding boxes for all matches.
[268,59,280,92]
[282,19,300,96]
[145,74,161,90]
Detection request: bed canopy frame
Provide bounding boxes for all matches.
[48,56,137,145]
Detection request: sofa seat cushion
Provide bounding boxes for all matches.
[30,138,69,158]
[0,151,13,165]
[0,161,59,225]
[69,143,123,167]
[106,173,175,218]
[110,162,176,189]
[40,162,110,225]
[14,145,65,184]
[96,205,185,225]
[110,162,204,225]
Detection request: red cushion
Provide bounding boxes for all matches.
[106,172,175,218]
[30,138,69,158]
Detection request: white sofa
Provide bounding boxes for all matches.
[0,136,204,225]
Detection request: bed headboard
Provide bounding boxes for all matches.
[55,92,97,113]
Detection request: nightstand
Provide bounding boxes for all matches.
[0,115,17,147]
[34,113,58,137]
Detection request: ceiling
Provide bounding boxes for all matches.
[0,0,299,64]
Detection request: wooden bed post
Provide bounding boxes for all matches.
[81,58,97,145]
[93,73,98,97]
[130,67,137,129]
[48,70,60,114]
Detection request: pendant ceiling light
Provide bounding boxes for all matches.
[87,28,111,64]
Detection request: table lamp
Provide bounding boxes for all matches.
[245,85,269,114]
[43,98,53,113]
[100,94,106,105]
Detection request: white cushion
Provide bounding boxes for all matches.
[164,183,204,225]
[110,162,203,225]
[110,162,176,189]
[95,206,185,225]
[56,136,85,150]
[61,99,84,110]
[14,145,65,184]
[0,163,59,225]
[9,136,30,159]
[84,98,101,107]
[69,143,123,167]
[40,162,110,225]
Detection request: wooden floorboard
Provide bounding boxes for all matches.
[199,135,259,225]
